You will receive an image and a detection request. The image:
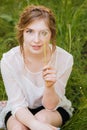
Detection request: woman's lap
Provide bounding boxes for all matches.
[5,106,44,127]
[5,106,70,128]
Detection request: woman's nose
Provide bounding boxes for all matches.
[34,33,40,43]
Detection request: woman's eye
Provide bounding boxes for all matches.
[41,31,47,36]
[26,29,33,34]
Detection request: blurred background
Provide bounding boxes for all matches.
[0,0,87,129]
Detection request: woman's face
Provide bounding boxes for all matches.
[23,19,51,55]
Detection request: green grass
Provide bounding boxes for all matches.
[0,0,87,129]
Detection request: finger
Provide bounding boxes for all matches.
[43,65,55,71]
[44,78,56,83]
[43,69,56,76]
[44,75,56,82]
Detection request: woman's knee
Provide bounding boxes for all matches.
[7,116,28,130]
[35,109,49,123]
[8,124,26,130]
[35,109,63,127]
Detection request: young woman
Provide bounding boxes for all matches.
[1,5,73,130]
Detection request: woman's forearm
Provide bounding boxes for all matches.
[42,66,60,110]
[15,107,36,129]
[42,86,60,110]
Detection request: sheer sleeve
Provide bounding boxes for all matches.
[1,57,28,116]
[55,55,73,98]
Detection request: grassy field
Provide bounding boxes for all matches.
[0,0,87,129]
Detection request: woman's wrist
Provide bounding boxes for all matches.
[44,84,55,92]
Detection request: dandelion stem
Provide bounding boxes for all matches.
[43,43,47,65]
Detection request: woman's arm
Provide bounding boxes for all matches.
[42,66,60,110]
[15,107,36,129]
[42,55,73,110]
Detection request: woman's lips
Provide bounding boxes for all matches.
[32,45,42,50]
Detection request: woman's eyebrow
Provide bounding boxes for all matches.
[25,27,49,32]
[26,28,33,30]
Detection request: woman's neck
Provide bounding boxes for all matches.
[23,46,52,73]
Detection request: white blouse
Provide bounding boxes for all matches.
[0,45,74,124]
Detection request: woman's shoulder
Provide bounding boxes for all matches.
[1,46,23,72]
[1,46,21,61]
[1,46,23,69]
[56,46,73,59]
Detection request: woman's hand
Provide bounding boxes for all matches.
[43,65,57,87]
